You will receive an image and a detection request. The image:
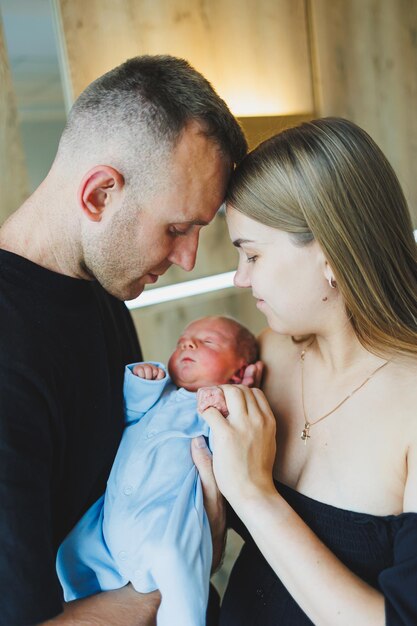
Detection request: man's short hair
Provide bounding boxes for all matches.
[59,55,247,181]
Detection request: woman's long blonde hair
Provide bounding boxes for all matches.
[227,117,417,356]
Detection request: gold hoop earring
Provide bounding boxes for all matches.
[328,277,337,289]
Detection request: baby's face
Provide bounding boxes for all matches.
[167,317,247,392]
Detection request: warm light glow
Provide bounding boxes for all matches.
[125,272,235,309]
[223,92,292,117]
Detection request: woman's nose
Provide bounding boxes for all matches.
[234,263,251,288]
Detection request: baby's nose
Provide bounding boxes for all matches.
[181,338,196,349]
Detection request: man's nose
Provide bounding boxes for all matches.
[168,230,200,271]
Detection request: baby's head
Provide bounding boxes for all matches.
[167,316,258,392]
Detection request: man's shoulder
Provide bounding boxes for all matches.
[0,274,58,367]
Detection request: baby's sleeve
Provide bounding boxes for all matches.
[378,513,417,625]
[123,362,171,424]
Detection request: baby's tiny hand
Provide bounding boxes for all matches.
[132,363,166,380]
[197,386,229,417]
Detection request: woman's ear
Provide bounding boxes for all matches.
[323,260,337,288]
[77,165,125,222]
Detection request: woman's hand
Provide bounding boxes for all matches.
[241,361,264,387]
[199,385,277,509]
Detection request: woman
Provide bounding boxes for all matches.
[196,117,417,625]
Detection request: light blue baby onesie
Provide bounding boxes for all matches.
[56,362,212,626]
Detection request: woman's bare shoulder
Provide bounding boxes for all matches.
[399,356,417,511]
[388,354,417,396]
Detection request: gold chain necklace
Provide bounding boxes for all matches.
[300,347,390,444]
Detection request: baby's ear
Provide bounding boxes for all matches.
[230,365,247,384]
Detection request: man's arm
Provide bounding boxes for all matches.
[40,587,160,626]
[51,364,167,625]
[1,364,158,626]
[52,366,167,625]
[191,437,226,572]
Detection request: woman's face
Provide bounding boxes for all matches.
[226,206,329,335]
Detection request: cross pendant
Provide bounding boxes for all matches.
[300,422,310,445]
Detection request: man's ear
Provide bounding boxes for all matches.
[230,365,247,384]
[77,165,125,223]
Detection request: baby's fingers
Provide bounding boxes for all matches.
[132,363,165,380]
[132,364,146,378]
[155,367,166,380]
[139,364,154,379]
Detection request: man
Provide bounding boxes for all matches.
[0,55,247,626]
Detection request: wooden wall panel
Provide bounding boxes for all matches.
[0,14,28,223]
[309,0,417,225]
[56,0,313,116]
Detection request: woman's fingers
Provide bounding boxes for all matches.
[220,384,268,428]
[241,360,264,387]
[241,363,257,386]
[196,386,277,507]
[251,387,276,422]
[203,385,274,433]
[217,384,248,424]
[253,361,264,387]
[198,405,229,433]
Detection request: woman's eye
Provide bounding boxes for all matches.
[246,255,258,263]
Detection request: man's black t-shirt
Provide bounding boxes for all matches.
[0,249,142,625]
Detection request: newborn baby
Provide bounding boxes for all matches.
[57,316,258,626]
[134,362,230,410]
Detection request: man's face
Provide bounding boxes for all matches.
[167,317,247,391]
[82,122,231,300]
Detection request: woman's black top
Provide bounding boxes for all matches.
[220,481,417,626]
